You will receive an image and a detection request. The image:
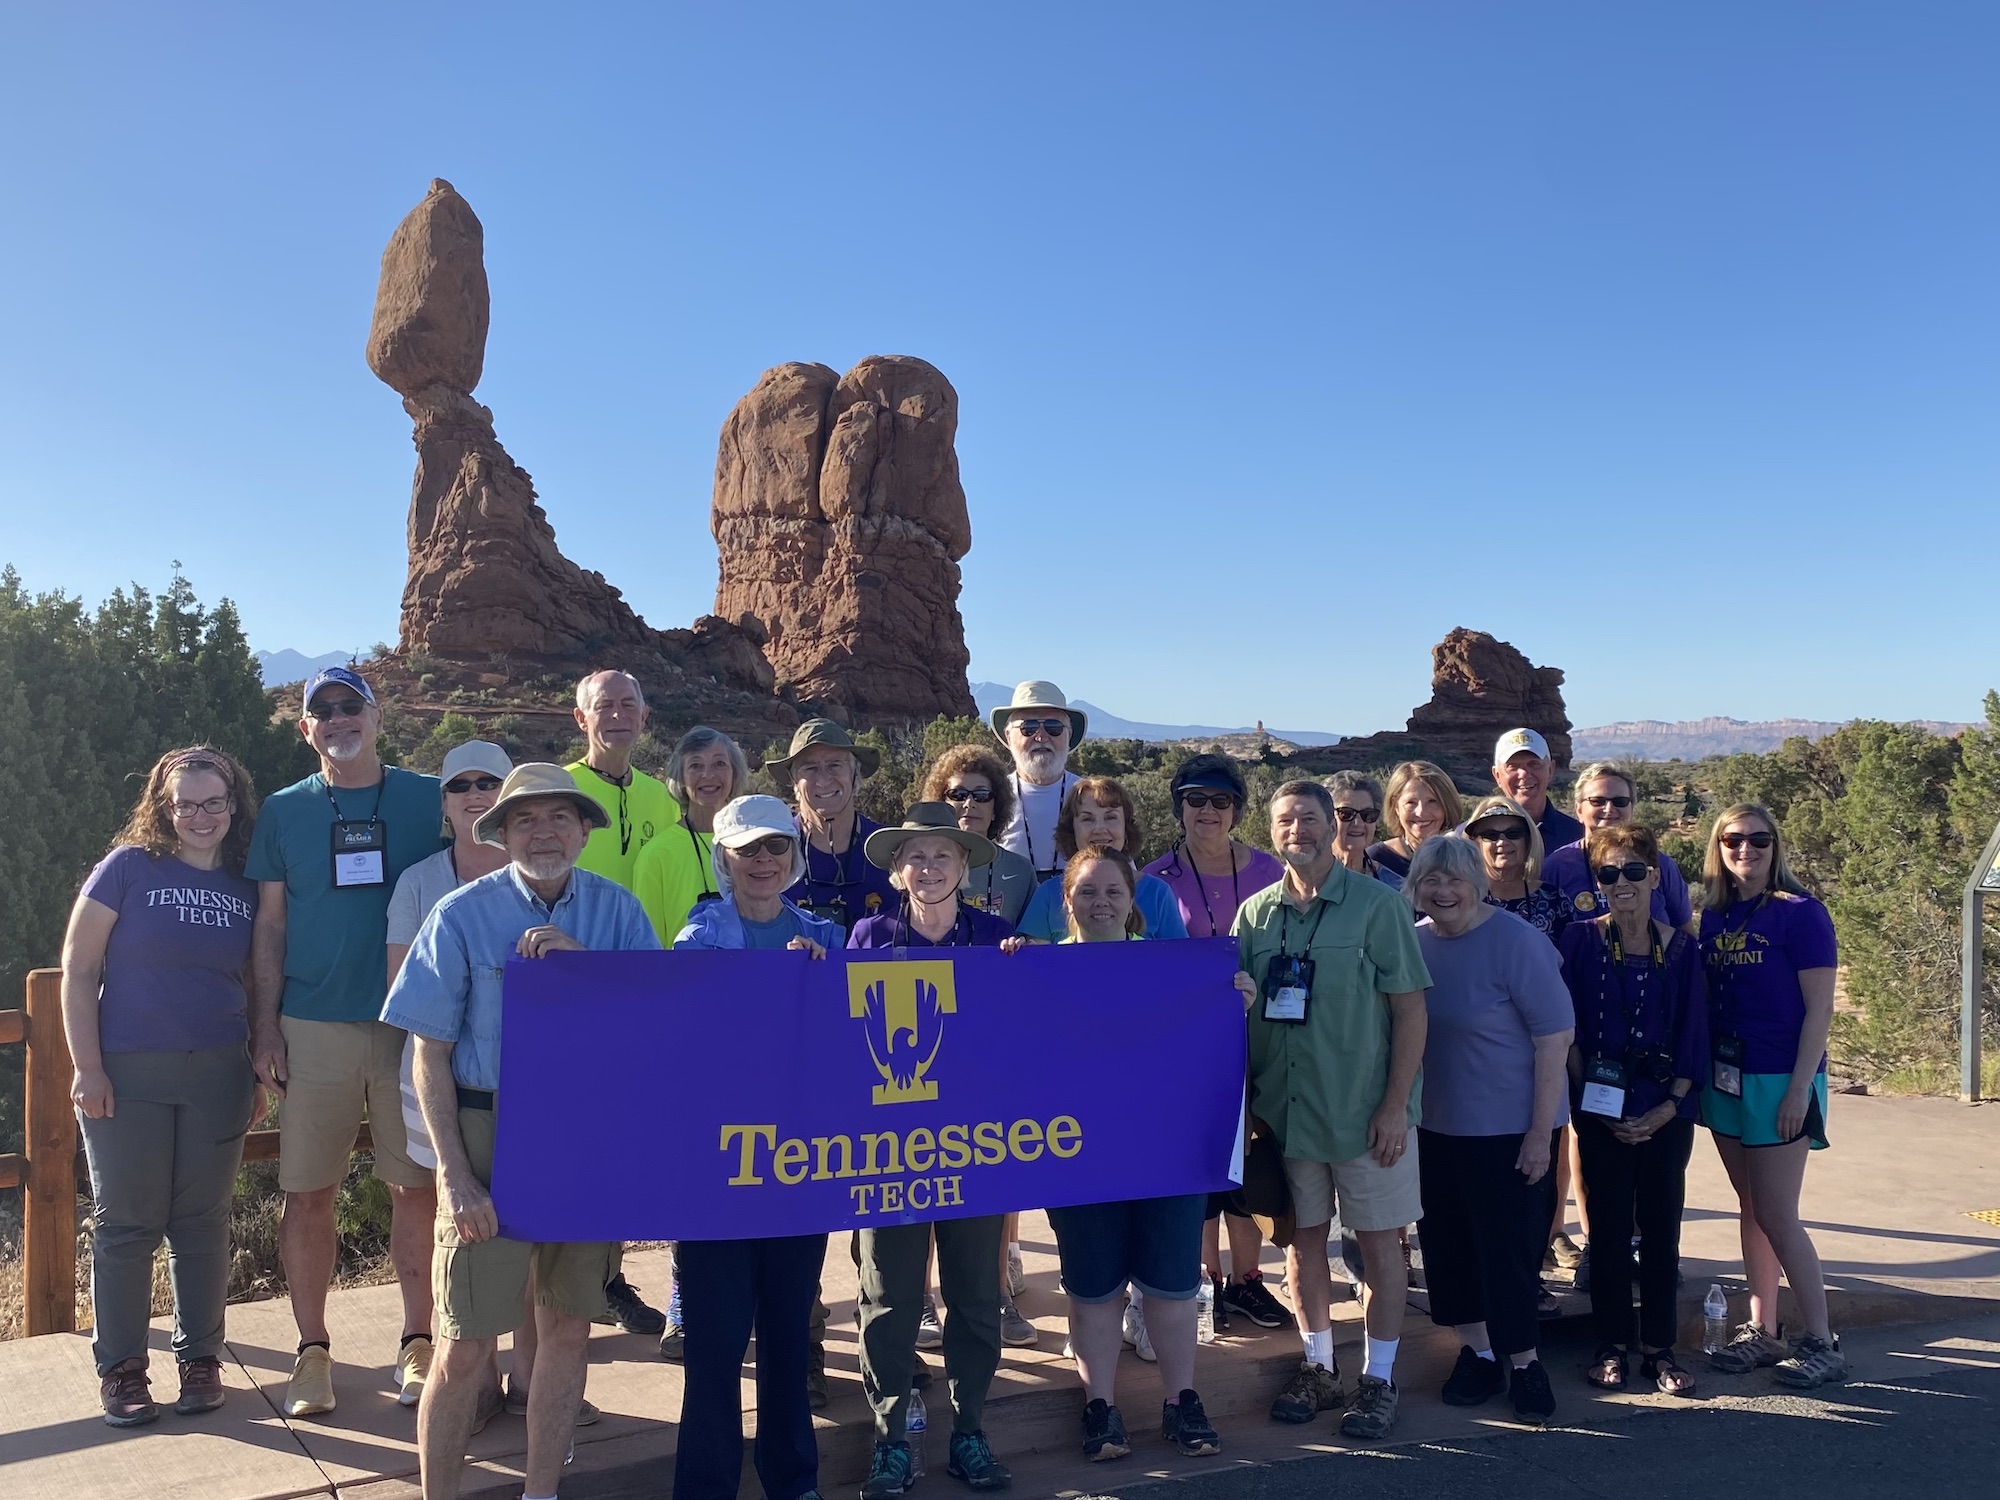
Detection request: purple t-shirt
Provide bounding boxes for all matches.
[1699,891,1837,1075]
[1142,845,1285,939]
[1417,909,1575,1136]
[80,845,258,1053]
[847,904,1016,949]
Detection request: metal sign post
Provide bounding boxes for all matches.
[1962,820,2000,1102]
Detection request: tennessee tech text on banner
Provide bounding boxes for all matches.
[488,938,1245,1242]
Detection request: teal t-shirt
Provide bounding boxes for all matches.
[245,768,446,1022]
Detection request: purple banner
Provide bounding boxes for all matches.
[489,938,1245,1242]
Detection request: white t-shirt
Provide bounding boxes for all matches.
[387,847,465,1171]
[1002,772,1077,878]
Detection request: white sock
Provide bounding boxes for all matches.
[1474,1347,1496,1362]
[1363,1335,1398,1382]
[1303,1327,1334,1369]
[1511,1354,1535,1369]
[525,1494,557,1500]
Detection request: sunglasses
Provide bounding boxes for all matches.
[1596,862,1652,885]
[1011,718,1070,739]
[1471,824,1529,843]
[1720,831,1776,851]
[305,698,369,720]
[1583,795,1633,810]
[1332,806,1378,825]
[443,776,504,795]
[943,785,994,803]
[1181,791,1238,810]
[732,834,795,858]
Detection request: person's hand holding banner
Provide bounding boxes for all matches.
[517,925,584,959]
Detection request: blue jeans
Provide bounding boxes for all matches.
[1047,1193,1208,1302]
[674,1233,828,1500]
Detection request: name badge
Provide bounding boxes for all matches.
[1261,953,1315,1026]
[331,819,386,888]
[1712,1035,1745,1098]
[1580,1055,1628,1118]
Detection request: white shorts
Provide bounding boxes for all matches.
[1283,1142,1422,1233]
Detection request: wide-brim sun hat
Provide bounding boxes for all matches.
[989,680,1087,743]
[761,718,882,782]
[708,793,808,894]
[863,801,998,871]
[473,763,611,847]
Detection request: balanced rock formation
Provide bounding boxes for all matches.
[712,357,976,723]
[1404,628,1573,769]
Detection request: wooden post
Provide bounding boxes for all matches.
[23,968,77,1335]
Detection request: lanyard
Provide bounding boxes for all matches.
[323,771,388,826]
[1173,840,1243,938]
[686,819,717,901]
[893,898,968,950]
[1020,773,1073,876]
[1599,919,1664,1047]
[1278,891,1330,957]
[803,815,863,901]
[584,765,633,855]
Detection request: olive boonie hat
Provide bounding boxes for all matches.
[989,680,1087,743]
[762,718,882,782]
[863,802,998,871]
[473,763,610,847]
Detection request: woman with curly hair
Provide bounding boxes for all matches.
[921,743,1038,923]
[61,745,262,1427]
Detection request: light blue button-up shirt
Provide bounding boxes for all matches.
[382,863,660,1090]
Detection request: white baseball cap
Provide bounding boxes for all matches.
[440,740,512,782]
[709,794,807,896]
[1493,728,1551,764]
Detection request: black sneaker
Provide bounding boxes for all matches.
[603,1273,667,1336]
[947,1428,1013,1490]
[1441,1345,1508,1406]
[1509,1360,1556,1426]
[1162,1389,1222,1455]
[1223,1274,1289,1329]
[1208,1272,1230,1332]
[1269,1359,1343,1423]
[1081,1398,1130,1461]
[861,1439,915,1499]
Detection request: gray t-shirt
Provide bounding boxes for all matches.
[1417,909,1575,1137]
[958,845,1038,925]
[389,848,464,1170]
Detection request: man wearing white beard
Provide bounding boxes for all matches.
[989,681,1088,882]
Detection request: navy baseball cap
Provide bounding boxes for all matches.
[301,666,376,707]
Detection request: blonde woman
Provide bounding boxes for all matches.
[1367,761,1464,880]
[1464,795,1570,941]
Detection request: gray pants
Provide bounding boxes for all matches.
[858,1216,1005,1443]
[79,1046,256,1373]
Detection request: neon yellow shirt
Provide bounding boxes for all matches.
[633,819,720,945]
[565,761,680,893]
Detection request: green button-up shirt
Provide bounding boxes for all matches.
[1233,859,1432,1164]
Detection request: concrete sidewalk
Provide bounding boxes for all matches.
[0,1094,1992,1500]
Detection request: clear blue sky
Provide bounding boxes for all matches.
[2,2,1994,734]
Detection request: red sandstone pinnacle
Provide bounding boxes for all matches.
[366,178,489,399]
[1405,628,1573,769]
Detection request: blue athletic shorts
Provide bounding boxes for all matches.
[1046,1193,1208,1302]
[1703,1070,1829,1150]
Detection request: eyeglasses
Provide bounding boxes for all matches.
[443,776,504,795]
[1332,806,1378,825]
[305,698,369,720]
[1181,791,1237,810]
[170,797,231,818]
[1720,831,1776,851]
[1010,718,1069,740]
[1595,862,1652,885]
[731,835,795,858]
[1471,824,1529,843]
[943,785,994,803]
[1583,795,1633,810]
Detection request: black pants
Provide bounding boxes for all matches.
[1574,1114,1695,1350]
[1417,1128,1556,1361]
[674,1234,827,1500]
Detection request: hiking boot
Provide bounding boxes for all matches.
[175,1355,226,1416]
[1121,1301,1156,1362]
[808,1341,830,1410]
[503,1382,601,1424]
[1006,1244,1026,1299]
[1509,1360,1556,1426]
[1269,1359,1343,1424]
[603,1273,667,1335]
[861,1439,915,1499]
[1207,1272,1230,1332]
[396,1335,432,1408]
[1773,1333,1847,1389]
[998,1295,1037,1348]
[1709,1321,1788,1374]
[283,1344,336,1418]
[659,1322,686,1360]
[1440,1345,1507,1406]
[947,1428,1013,1489]
[1080,1398,1130,1461]
[916,1294,945,1351]
[100,1357,158,1428]
[1162,1389,1221,1455]
[1338,1373,1399,1440]
[1222,1274,1288,1329]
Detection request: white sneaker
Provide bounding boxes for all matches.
[1007,1244,1027,1299]
[1122,1302,1156,1363]
[916,1294,944,1351]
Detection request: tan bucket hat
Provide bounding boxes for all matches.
[473,763,611,847]
[988,680,1087,742]
[761,718,882,782]
[863,802,998,871]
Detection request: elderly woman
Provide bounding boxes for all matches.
[1698,805,1843,1389]
[636,725,752,945]
[1033,848,1223,1462]
[1407,834,1574,1427]
[1464,795,1571,941]
[1557,825,1707,1396]
[1013,777,1189,943]
[920,744,1038,924]
[672,796,842,1500]
[62,747,261,1427]
[843,804,1015,1496]
[1367,761,1463,880]
[1325,770,1403,890]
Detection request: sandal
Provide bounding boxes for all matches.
[1586,1344,1628,1390]
[1641,1347,1697,1398]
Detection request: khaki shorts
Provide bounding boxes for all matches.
[434,1105,612,1341]
[277,1016,428,1192]
[1284,1140,1423,1233]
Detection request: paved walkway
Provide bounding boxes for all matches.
[0,1095,1993,1499]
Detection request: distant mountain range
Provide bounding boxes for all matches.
[254,648,370,687]
[970,682,1342,747]
[1571,716,1973,761]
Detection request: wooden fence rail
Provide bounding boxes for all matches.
[4,968,370,1337]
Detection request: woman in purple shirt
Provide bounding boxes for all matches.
[61,747,261,1428]
[1557,824,1706,1396]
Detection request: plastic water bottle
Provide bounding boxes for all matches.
[1196,1278,1217,1344]
[1702,1284,1729,1354]
[906,1387,927,1477]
